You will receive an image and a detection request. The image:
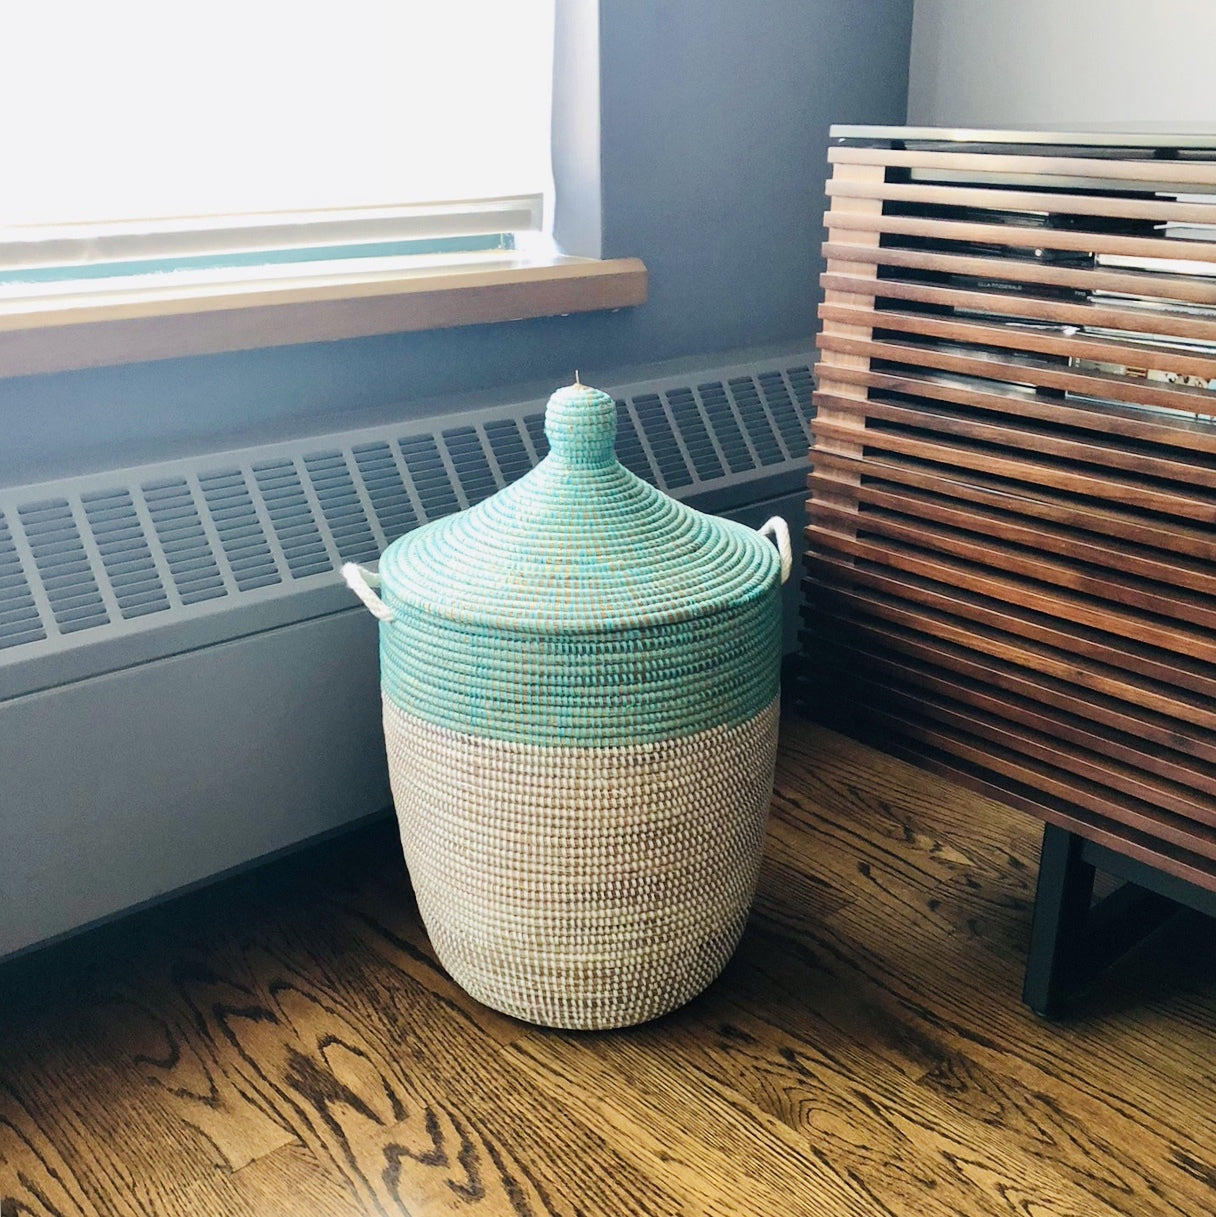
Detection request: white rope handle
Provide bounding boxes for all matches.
[759,516,793,585]
[342,562,395,623]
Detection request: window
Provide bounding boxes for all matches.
[3,2,554,273]
[0,2,646,375]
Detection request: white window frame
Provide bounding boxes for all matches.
[0,198,544,281]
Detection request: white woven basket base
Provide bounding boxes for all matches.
[383,695,780,1029]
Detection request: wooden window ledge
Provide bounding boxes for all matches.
[0,255,648,378]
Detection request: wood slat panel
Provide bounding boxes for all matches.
[803,626,1216,788]
[810,448,1216,562]
[806,132,1216,890]
[809,496,1216,636]
[812,390,1216,494]
[835,700,1216,862]
[821,268,1216,349]
[828,143,1216,188]
[812,412,1216,522]
[820,300,1216,388]
[802,556,1216,725]
[811,361,1216,457]
[825,177,1216,227]
[822,209,1216,268]
[816,160,888,520]
[814,342,1216,460]
[827,142,1216,188]
[814,658,1216,829]
[808,472,1216,597]
[806,525,1216,677]
[821,238,1216,307]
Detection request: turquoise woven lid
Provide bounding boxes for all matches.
[377,382,782,632]
[358,380,787,746]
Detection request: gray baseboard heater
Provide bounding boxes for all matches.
[1,348,814,957]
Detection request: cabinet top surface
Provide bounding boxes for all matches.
[831,124,1216,150]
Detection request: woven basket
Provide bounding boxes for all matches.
[344,381,791,1029]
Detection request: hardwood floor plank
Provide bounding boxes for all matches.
[330,871,527,1049]
[180,1144,365,1217]
[704,944,1194,1217]
[0,999,232,1215]
[161,913,687,1216]
[775,719,1044,887]
[506,1028,906,1217]
[87,988,296,1172]
[756,723,1216,1213]
[736,870,1215,1213]
[798,910,1210,1213]
[0,1081,106,1217]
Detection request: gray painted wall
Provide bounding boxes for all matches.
[0,1,912,485]
[909,0,1216,127]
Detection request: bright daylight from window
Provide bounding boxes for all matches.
[1,1,556,282]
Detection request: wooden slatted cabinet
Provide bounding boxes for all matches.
[801,126,1216,1012]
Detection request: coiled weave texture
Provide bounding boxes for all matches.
[376,384,784,748]
[384,692,781,1029]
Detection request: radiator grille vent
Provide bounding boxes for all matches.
[630,393,692,489]
[196,470,281,590]
[301,453,381,565]
[698,381,755,473]
[730,376,785,466]
[398,434,462,520]
[759,370,811,455]
[20,499,109,635]
[482,419,533,483]
[524,412,549,459]
[442,426,497,505]
[0,354,813,689]
[349,445,418,542]
[666,387,724,482]
[81,488,170,620]
[143,478,227,604]
[0,509,45,648]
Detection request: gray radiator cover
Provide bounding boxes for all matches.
[1,350,813,957]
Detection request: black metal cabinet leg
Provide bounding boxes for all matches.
[1023,824,1096,1018]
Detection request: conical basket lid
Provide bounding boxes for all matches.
[377,382,781,632]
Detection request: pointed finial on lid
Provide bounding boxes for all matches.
[544,381,616,467]
[574,369,581,385]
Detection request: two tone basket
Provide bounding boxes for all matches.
[344,381,791,1029]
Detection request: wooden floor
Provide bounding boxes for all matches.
[2,714,1215,1216]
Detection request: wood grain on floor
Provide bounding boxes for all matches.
[1,715,1213,1216]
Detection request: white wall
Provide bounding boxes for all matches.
[908,0,1216,127]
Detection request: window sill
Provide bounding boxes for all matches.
[0,254,648,378]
